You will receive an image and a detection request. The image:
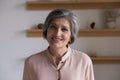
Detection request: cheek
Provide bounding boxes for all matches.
[65,33,71,40]
[46,30,53,40]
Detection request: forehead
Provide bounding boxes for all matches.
[50,17,70,24]
[50,18,70,29]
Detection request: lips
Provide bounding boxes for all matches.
[52,37,62,42]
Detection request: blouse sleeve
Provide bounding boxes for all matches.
[23,58,36,80]
[85,59,95,80]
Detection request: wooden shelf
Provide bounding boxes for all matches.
[26,29,42,37]
[26,29,120,37]
[91,56,120,64]
[26,1,120,10]
[78,29,120,37]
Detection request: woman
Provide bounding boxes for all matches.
[23,9,94,80]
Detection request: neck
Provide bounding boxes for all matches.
[48,46,67,59]
[48,46,67,66]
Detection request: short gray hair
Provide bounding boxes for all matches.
[43,9,78,44]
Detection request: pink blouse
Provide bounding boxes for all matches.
[23,47,94,80]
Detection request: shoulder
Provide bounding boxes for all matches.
[70,48,92,64]
[25,50,47,64]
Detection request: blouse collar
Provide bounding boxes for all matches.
[46,46,71,63]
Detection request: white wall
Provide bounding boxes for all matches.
[0,0,120,80]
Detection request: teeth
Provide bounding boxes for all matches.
[52,37,62,40]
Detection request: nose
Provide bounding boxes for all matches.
[55,29,61,36]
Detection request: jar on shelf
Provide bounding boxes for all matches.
[106,18,116,29]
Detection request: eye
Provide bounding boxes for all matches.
[62,28,69,32]
[49,25,56,29]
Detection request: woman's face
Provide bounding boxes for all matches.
[46,18,71,49]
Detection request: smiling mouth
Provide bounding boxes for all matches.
[52,37,62,42]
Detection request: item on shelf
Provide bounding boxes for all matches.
[104,9,120,29]
[90,22,95,29]
[89,51,97,57]
[106,19,116,29]
[37,23,43,29]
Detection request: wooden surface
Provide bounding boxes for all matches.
[26,1,120,10]
[26,29,42,37]
[78,29,120,37]
[26,29,120,37]
[91,56,120,64]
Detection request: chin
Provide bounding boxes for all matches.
[50,44,62,48]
